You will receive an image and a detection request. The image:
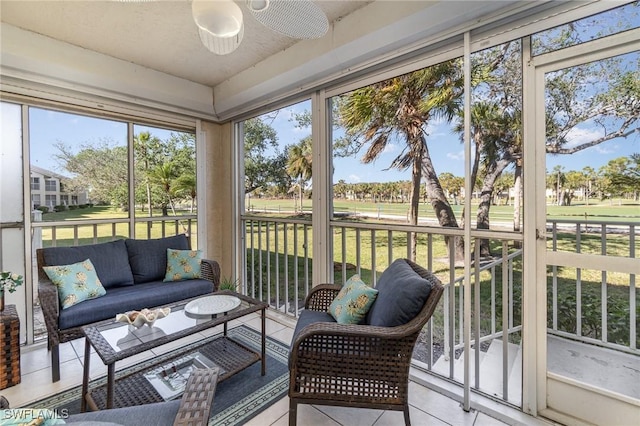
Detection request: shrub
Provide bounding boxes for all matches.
[54,205,67,212]
[79,204,88,209]
[36,206,49,213]
[68,205,78,210]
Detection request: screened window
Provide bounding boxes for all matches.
[45,179,57,191]
[31,177,40,190]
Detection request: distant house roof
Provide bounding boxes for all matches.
[30,165,68,180]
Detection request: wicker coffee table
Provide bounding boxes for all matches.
[80,290,267,411]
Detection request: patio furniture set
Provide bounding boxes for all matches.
[4,235,444,426]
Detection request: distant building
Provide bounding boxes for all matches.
[30,165,89,210]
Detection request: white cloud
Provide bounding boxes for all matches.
[348,174,361,183]
[564,127,604,149]
[383,143,398,154]
[447,150,464,161]
[595,144,617,154]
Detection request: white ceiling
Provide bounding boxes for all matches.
[1,0,561,120]
[0,0,371,88]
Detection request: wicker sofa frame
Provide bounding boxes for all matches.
[288,259,444,426]
[37,248,220,383]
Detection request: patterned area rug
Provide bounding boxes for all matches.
[26,325,290,426]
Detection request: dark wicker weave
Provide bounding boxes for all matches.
[173,368,219,426]
[0,368,218,426]
[36,248,221,382]
[86,335,259,411]
[0,305,21,389]
[288,259,444,426]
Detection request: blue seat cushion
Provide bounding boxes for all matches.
[125,235,190,283]
[292,309,336,342]
[58,279,214,329]
[289,309,336,366]
[67,400,181,426]
[366,259,432,327]
[41,239,134,289]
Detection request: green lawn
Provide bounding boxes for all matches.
[37,202,638,347]
[246,197,640,223]
[36,206,197,248]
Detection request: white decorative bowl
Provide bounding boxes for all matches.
[116,307,171,328]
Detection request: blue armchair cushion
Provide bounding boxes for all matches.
[328,275,378,324]
[126,235,190,283]
[43,259,106,309]
[41,239,133,288]
[164,249,202,282]
[366,259,432,327]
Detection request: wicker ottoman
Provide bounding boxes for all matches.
[0,305,21,389]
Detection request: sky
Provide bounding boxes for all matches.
[28,94,639,186]
[27,2,639,185]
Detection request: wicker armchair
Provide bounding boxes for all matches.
[288,259,444,426]
[37,248,220,383]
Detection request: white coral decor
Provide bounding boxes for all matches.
[116,307,171,328]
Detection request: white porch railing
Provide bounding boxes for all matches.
[241,214,638,405]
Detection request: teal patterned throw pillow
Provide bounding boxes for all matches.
[164,248,202,282]
[43,259,106,309]
[328,274,378,324]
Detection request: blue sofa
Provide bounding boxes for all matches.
[37,234,220,382]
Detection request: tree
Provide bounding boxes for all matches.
[174,173,197,213]
[54,140,128,208]
[134,131,163,216]
[338,61,463,260]
[244,117,289,195]
[149,162,178,215]
[287,137,313,213]
[439,172,464,205]
[600,156,640,200]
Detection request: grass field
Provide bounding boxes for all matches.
[36,202,639,346]
[246,197,640,223]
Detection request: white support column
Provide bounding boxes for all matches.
[127,122,136,238]
[195,119,208,254]
[521,35,540,416]
[462,31,472,412]
[312,91,332,285]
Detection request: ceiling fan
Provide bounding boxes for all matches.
[190,0,329,55]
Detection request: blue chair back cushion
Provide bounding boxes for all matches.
[41,239,134,289]
[366,259,432,327]
[126,235,190,283]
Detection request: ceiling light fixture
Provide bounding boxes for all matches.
[192,0,244,55]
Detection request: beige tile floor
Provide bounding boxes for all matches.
[3,311,544,425]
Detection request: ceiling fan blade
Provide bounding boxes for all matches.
[246,0,329,39]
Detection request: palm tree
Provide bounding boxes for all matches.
[150,162,178,216]
[133,131,163,216]
[174,173,197,213]
[287,138,313,213]
[339,61,462,260]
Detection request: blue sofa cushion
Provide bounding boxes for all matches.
[41,239,134,289]
[126,235,190,283]
[366,259,432,327]
[58,278,214,329]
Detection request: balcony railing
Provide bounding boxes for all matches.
[546,219,638,353]
[241,214,638,404]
